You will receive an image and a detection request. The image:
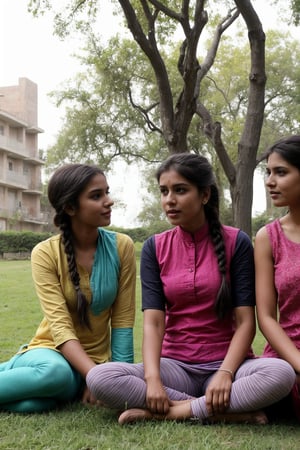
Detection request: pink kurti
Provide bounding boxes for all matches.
[263,219,300,357]
[142,223,255,363]
[262,219,300,420]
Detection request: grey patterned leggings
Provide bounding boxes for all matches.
[86,357,295,419]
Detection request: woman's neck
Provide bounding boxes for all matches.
[71,227,99,251]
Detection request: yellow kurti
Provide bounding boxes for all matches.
[23,230,136,363]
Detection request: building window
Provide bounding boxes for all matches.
[0,125,4,135]
[8,161,13,171]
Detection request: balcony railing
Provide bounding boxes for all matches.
[0,135,28,158]
[0,134,42,162]
[6,171,28,187]
[0,207,49,224]
[0,171,42,192]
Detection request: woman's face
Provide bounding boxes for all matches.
[265,151,300,208]
[70,173,114,229]
[159,169,209,233]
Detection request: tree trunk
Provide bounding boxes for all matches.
[119,0,266,236]
[232,0,266,236]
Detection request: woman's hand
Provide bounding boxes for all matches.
[205,370,232,416]
[205,306,254,417]
[81,385,106,407]
[146,378,170,414]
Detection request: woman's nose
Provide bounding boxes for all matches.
[105,195,114,206]
[166,193,175,204]
[265,174,274,186]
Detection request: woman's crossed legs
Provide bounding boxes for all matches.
[87,357,295,424]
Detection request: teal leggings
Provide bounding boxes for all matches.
[0,348,83,413]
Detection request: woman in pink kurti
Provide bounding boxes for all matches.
[255,135,300,421]
[87,153,295,425]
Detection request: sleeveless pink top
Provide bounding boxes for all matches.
[263,219,300,357]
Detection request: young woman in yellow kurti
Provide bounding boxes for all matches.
[0,164,136,413]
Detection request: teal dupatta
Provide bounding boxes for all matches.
[90,228,119,315]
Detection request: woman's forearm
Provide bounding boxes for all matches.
[58,339,96,378]
[142,310,165,382]
[221,307,255,375]
[259,316,300,372]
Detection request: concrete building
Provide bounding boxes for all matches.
[0,78,47,231]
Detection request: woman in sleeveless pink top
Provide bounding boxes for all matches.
[255,135,300,421]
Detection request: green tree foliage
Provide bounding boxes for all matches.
[29,1,296,235]
[46,35,167,173]
[45,27,300,228]
[203,29,300,163]
[289,0,300,24]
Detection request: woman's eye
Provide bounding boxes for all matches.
[91,193,101,200]
[277,170,286,176]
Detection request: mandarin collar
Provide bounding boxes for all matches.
[176,222,209,243]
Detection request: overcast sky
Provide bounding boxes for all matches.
[0,0,141,226]
[0,0,118,148]
[0,1,299,224]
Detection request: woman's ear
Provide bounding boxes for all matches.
[202,187,211,205]
[64,204,76,216]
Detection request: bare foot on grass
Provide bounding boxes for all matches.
[118,407,268,426]
[118,408,157,425]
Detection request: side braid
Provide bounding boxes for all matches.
[48,164,105,329]
[205,186,232,319]
[156,152,233,319]
[60,219,91,329]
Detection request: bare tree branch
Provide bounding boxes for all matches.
[128,84,162,134]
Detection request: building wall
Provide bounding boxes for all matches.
[0,78,47,232]
[0,77,38,125]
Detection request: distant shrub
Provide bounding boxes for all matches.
[134,241,143,258]
[109,224,171,243]
[0,231,52,254]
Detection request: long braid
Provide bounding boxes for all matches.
[156,152,232,320]
[48,163,105,328]
[205,185,231,319]
[59,219,91,329]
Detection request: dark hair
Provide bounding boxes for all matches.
[48,163,105,328]
[156,153,231,319]
[262,135,300,169]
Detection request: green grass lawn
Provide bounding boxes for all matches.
[0,259,299,450]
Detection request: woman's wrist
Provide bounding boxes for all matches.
[218,368,234,380]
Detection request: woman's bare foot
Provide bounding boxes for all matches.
[170,399,195,406]
[206,410,268,425]
[119,401,193,425]
[118,408,160,425]
[118,405,268,426]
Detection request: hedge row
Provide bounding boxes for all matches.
[0,225,171,254]
[0,231,52,253]
[0,215,269,253]
[109,224,171,243]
